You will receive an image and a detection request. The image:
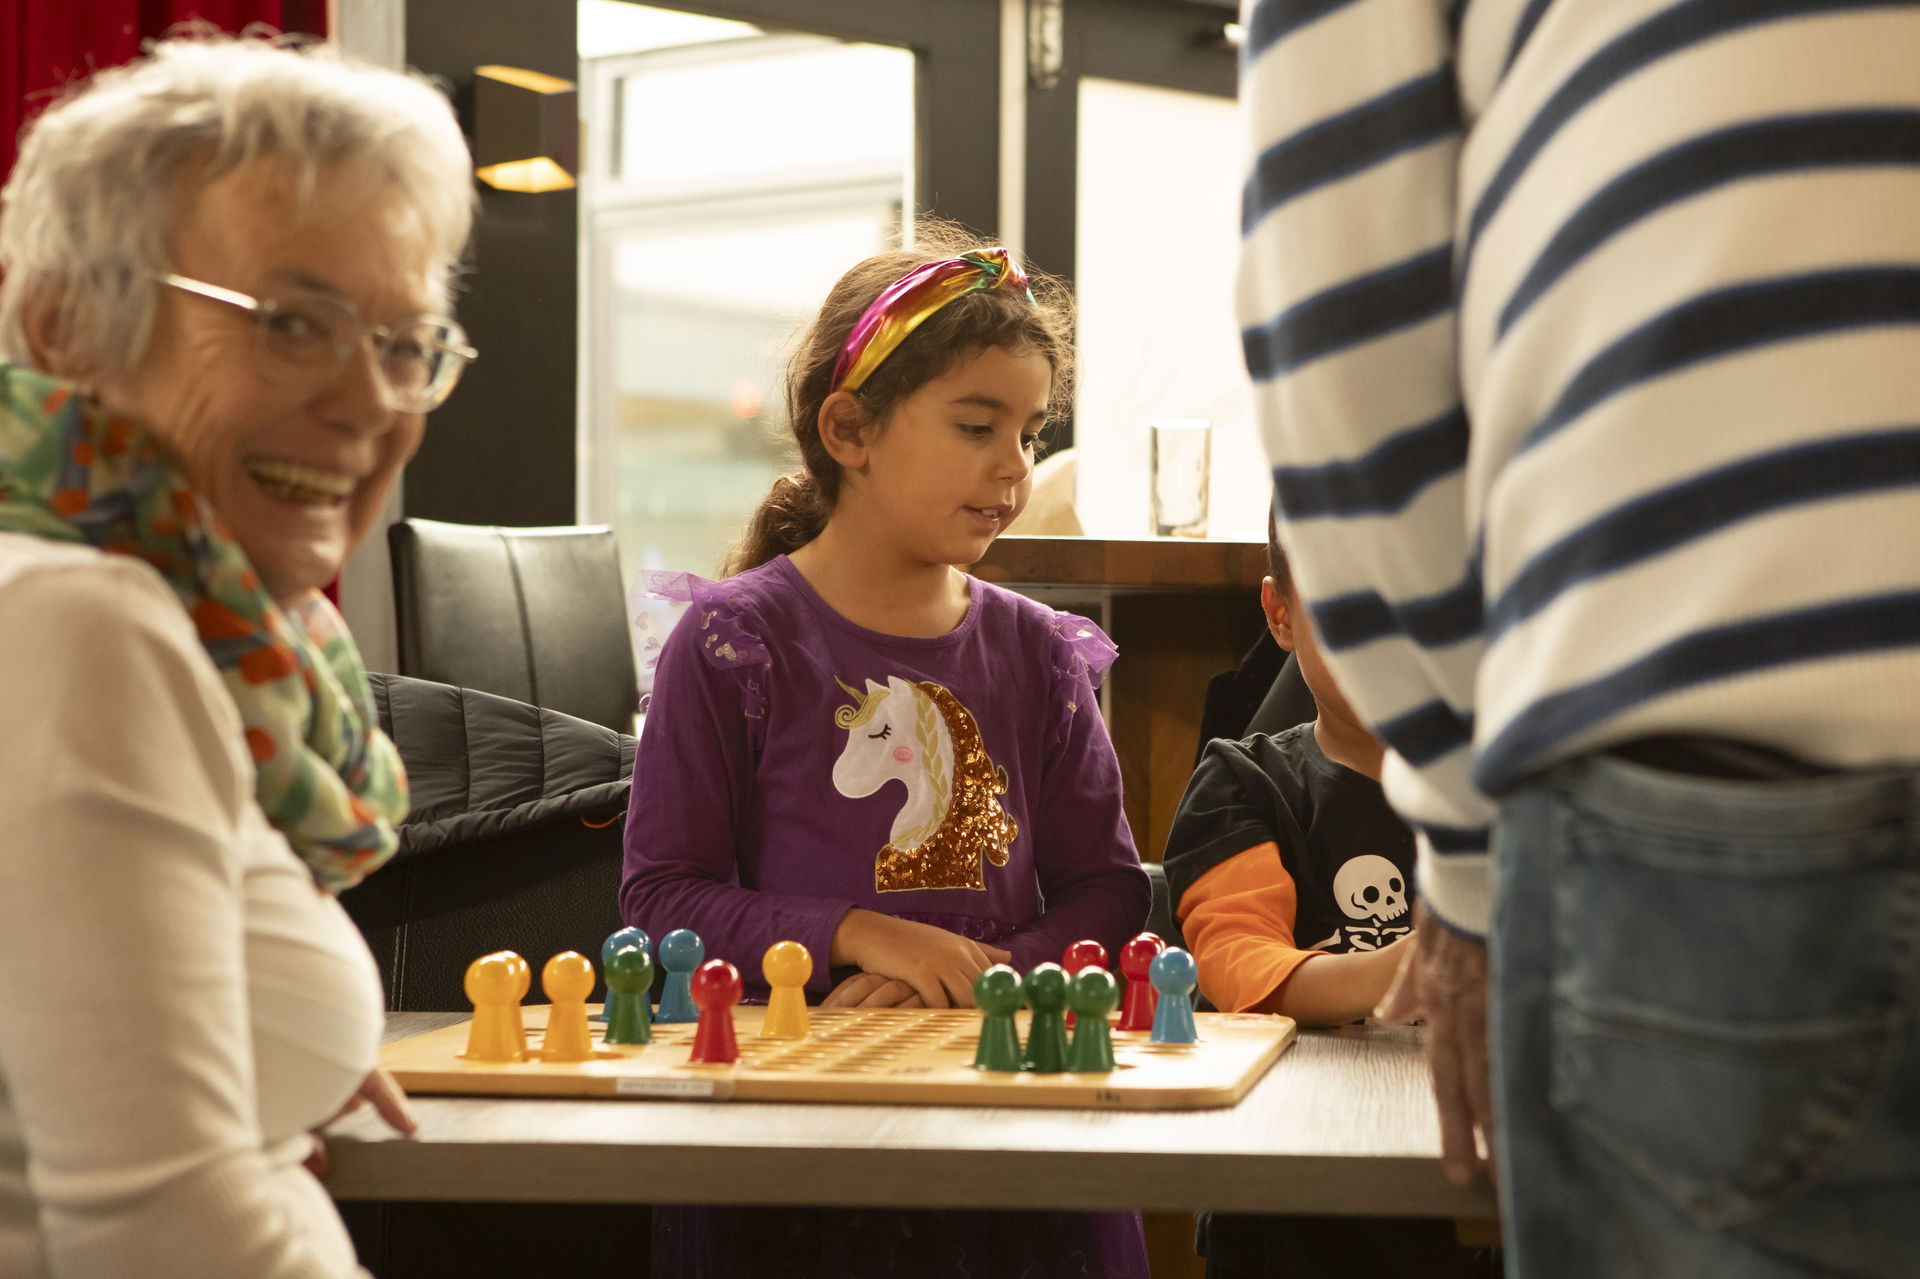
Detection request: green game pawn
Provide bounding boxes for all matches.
[602,944,654,1045]
[1022,963,1070,1073]
[972,965,1024,1072]
[1066,967,1119,1073]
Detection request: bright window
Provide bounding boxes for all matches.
[579,3,915,576]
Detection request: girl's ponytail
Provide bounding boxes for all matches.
[724,471,828,576]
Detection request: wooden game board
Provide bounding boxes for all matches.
[383,1005,1296,1110]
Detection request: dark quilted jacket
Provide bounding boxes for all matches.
[339,674,635,1011]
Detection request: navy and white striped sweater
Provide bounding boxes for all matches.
[1237,0,1920,936]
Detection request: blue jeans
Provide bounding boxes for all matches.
[1492,753,1920,1278]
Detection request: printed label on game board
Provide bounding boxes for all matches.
[615,1077,720,1098]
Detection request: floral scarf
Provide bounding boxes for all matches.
[0,363,405,893]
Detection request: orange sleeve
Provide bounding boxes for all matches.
[1175,842,1327,1014]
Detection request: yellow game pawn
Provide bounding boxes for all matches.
[539,951,596,1062]
[463,951,531,1062]
[760,941,812,1039]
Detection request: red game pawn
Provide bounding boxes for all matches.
[1062,939,1109,975]
[687,957,743,1064]
[1116,932,1165,1032]
[1061,939,1109,1029]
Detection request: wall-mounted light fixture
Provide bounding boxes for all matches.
[1027,0,1064,91]
[472,65,579,193]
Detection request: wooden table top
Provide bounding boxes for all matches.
[323,1013,1496,1221]
[970,535,1268,593]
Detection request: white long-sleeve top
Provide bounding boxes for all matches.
[1238,0,1920,935]
[0,534,383,1278]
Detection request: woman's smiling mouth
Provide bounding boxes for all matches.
[245,457,356,506]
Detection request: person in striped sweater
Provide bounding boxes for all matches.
[1237,2,1920,1274]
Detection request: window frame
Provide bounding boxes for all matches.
[633,0,1004,238]
[1021,0,1239,451]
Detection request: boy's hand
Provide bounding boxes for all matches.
[829,909,1013,1008]
[1376,903,1495,1190]
[1262,929,1417,1025]
[1367,932,1420,1022]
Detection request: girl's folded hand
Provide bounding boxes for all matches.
[821,972,925,1008]
[829,908,1013,1008]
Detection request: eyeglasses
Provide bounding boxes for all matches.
[156,273,478,413]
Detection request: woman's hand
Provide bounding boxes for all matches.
[828,909,1013,1008]
[333,1065,419,1137]
[303,1067,419,1179]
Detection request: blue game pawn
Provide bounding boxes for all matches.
[1148,947,1200,1045]
[654,929,704,1024]
[593,926,649,1022]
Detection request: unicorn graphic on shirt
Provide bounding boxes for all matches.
[830,675,1017,892]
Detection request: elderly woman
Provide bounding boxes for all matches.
[0,36,473,1278]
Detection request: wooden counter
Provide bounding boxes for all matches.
[970,535,1268,594]
[971,536,1271,863]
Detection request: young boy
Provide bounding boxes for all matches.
[1161,508,1494,1278]
[1164,512,1413,1025]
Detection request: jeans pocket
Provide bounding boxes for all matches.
[1543,769,1920,1230]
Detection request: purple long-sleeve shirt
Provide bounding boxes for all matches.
[621,555,1149,996]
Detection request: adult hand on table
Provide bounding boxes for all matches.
[829,908,1012,1008]
[304,1067,419,1179]
[1375,902,1495,1190]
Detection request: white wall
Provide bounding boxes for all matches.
[1072,76,1266,543]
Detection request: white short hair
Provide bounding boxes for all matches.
[0,32,476,380]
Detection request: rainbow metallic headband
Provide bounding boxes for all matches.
[830,247,1036,394]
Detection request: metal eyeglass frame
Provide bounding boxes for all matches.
[156,272,478,413]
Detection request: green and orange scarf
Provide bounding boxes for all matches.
[0,363,405,893]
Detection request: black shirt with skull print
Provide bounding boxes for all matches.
[1162,722,1416,957]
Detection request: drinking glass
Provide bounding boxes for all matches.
[1150,418,1211,538]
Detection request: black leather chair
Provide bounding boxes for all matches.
[1197,630,1318,767]
[1143,859,1186,953]
[389,518,640,734]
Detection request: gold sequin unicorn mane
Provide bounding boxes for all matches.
[830,675,1017,892]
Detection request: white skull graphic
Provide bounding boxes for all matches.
[1332,855,1408,926]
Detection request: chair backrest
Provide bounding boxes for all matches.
[389,518,639,733]
[1143,859,1188,952]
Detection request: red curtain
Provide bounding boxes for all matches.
[1,0,327,185]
